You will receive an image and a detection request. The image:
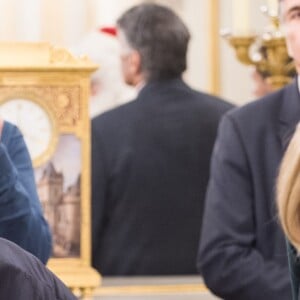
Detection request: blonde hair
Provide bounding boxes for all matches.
[277,125,300,250]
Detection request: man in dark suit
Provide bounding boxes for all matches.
[197,0,299,299]
[91,3,233,276]
[0,237,76,299]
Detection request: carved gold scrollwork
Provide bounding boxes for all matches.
[50,46,92,66]
[52,87,81,126]
[0,86,81,127]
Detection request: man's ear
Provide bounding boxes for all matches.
[129,50,142,75]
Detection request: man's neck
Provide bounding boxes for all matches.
[135,80,146,93]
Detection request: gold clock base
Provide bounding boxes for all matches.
[49,265,101,299]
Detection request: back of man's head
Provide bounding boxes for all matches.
[117,3,190,82]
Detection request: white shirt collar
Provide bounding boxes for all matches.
[136,81,146,93]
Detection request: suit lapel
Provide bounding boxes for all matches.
[278,79,300,151]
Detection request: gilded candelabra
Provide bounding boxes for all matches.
[223,6,296,90]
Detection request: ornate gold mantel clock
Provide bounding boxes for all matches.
[0,42,100,298]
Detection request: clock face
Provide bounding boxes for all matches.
[0,98,55,166]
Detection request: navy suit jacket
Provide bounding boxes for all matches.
[198,80,300,299]
[0,122,51,263]
[0,238,76,299]
[91,77,233,275]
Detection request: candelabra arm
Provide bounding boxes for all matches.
[222,8,296,90]
[228,36,257,65]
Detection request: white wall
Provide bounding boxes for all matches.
[179,1,210,92]
[0,0,278,105]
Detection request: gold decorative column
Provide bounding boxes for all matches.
[0,42,100,299]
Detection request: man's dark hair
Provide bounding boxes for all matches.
[117,3,190,81]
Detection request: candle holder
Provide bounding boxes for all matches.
[223,5,296,90]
